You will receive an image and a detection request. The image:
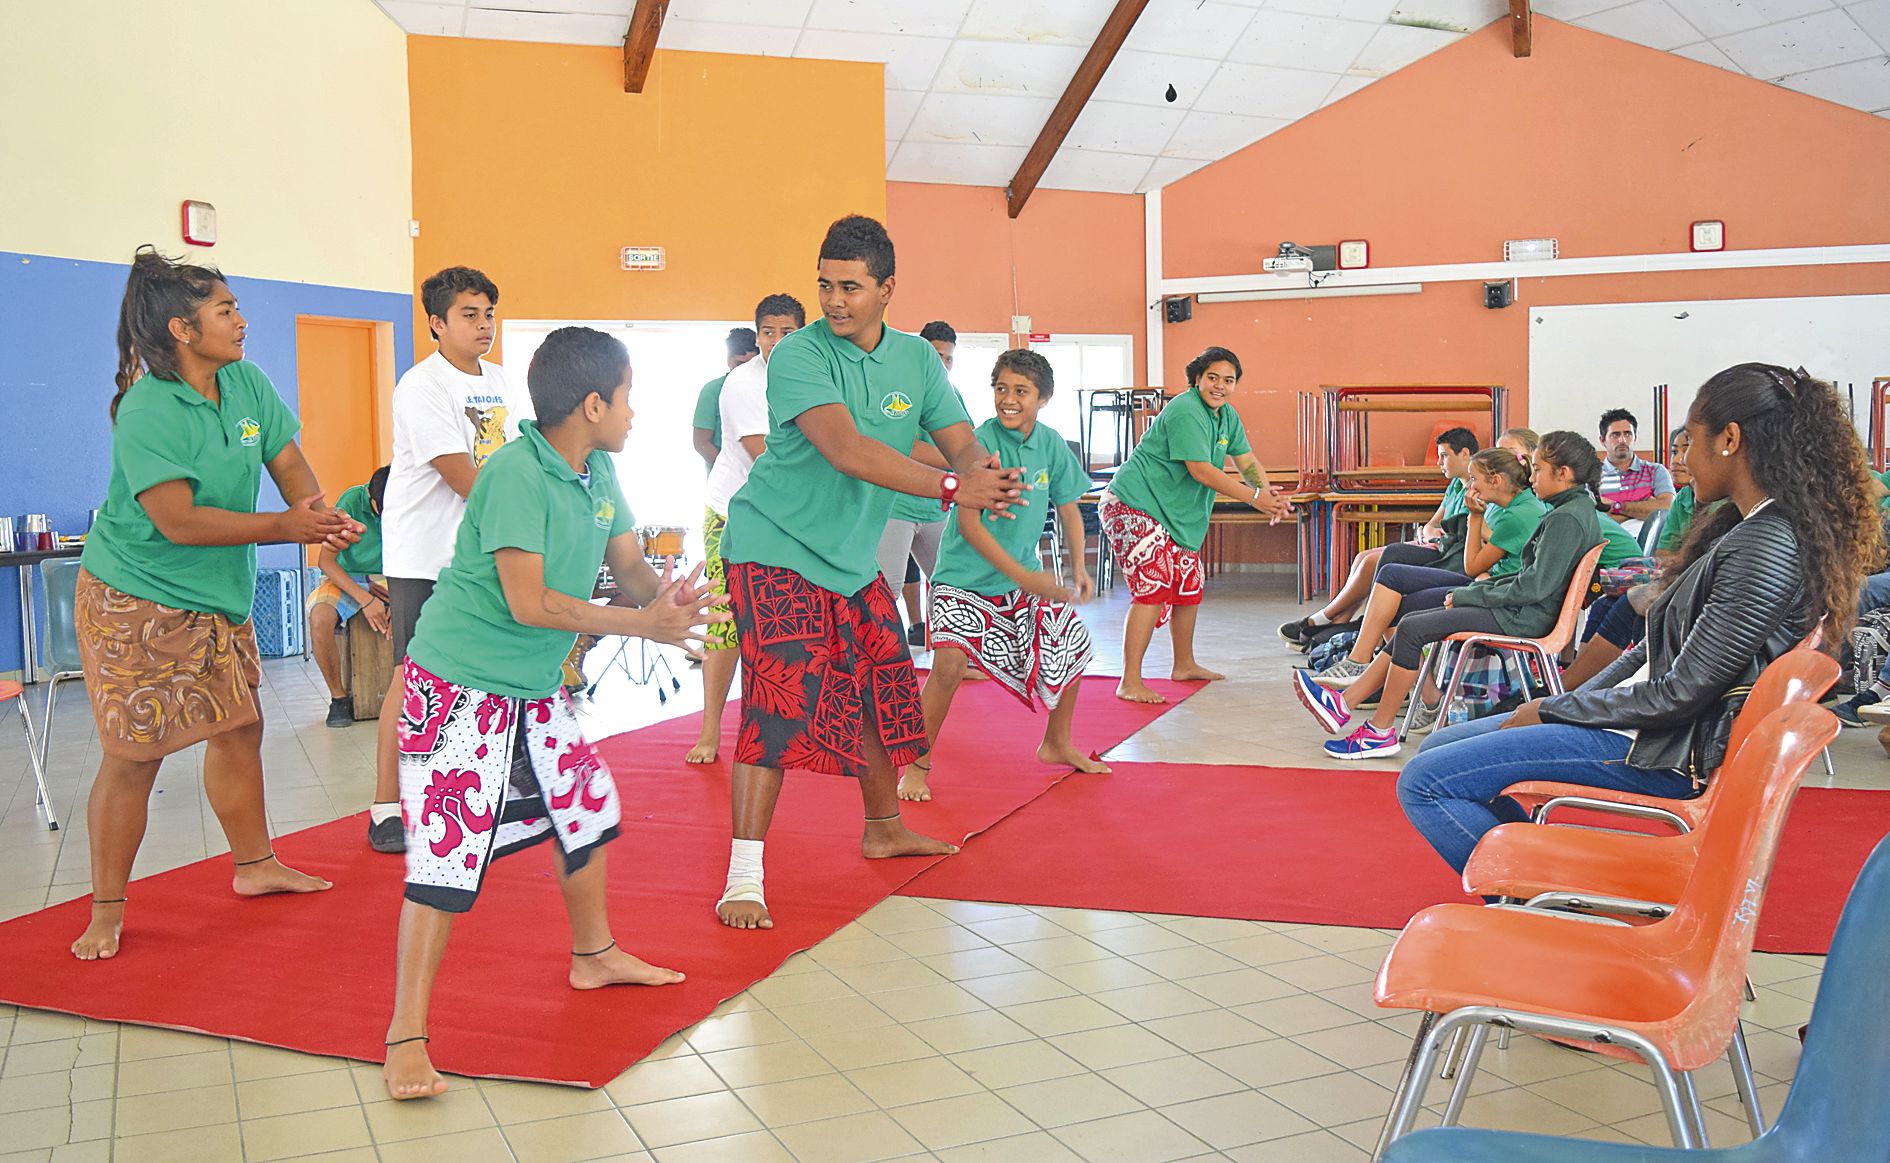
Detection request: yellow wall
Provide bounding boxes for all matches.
[0,0,413,293]
[409,39,887,357]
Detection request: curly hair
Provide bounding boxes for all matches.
[1673,364,1881,644]
[992,348,1054,399]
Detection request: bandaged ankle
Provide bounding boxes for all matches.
[726,839,765,896]
[369,802,401,826]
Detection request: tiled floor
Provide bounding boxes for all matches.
[1,573,1880,1162]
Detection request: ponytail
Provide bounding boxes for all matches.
[1536,430,1602,503]
[113,246,226,421]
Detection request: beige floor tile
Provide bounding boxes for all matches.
[845,1056,981,1107]
[933,1129,1085,1162]
[702,1040,832,1089]
[1615,1103,1754,1147]
[827,959,947,996]
[919,900,1034,925]
[682,1010,798,1055]
[1140,1010,1273,1053]
[1125,944,1248,980]
[773,1111,924,1163]
[1237,993,1373,1037]
[3,1036,112,1077]
[1740,1028,1804,1083]
[625,1091,764,1150]
[883,925,991,958]
[606,1054,729,1107]
[996,1072,1143,1128]
[962,913,1069,945]
[1201,1039,1345,1088]
[905,1009,1036,1055]
[1149,916,1268,944]
[1223,1129,1370,1161]
[0,1104,83,1153]
[800,1026,939,1071]
[364,1083,497,1142]
[1041,957,1165,993]
[652,1130,794,1162]
[1049,1109,1211,1163]
[234,1067,360,1119]
[375,1127,519,1163]
[917,946,1034,981]
[1211,932,1323,967]
[736,1073,875,1126]
[1475,1034,1615,1085]
[116,1026,226,1063]
[1294,1021,1422,1069]
[1163,1089,1320,1150]
[889,1090,1036,1149]
[948,1040,1088,1090]
[1102,1056,1247,1107]
[1091,981,1220,1022]
[1261,1070,1397,1128]
[1744,952,1821,986]
[230,1042,351,1083]
[1002,996,1129,1038]
[1082,922,1197,957]
[869,981,989,1024]
[7,1012,88,1045]
[1527,1063,1669,1122]
[49,1142,118,1163]
[860,898,957,936]
[1047,1024,1184,1071]
[1005,935,1114,969]
[957,969,1079,1008]
[506,1108,646,1163]
[1028,907,1149,935]
[807,935,909,969]
[746,968,858,1009]
[239,1105,373,1161]
[0,1070,77,1112]
[1264,954,1378,992]
[112,1122,244,1163]
[483,1079,616,1123]
[1290,926,1398,955]
[1741,989,1815,1031]
[1448,1084,1600,1136]
[113,1082,239,1137]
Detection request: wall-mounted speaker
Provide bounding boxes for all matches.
[1483,280,1514,309]
[1164,296,1194,324]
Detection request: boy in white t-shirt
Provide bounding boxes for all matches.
[686,293,806,765]
[367,266,534,853]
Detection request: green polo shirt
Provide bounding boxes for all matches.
[1483,488,1549,578]
[333,484,382,575]
[81,362,299,620]
[1103,387,1251,552]
[723,319,971,595]
[407,421,635,699]
[890,428,958,525]
[694,374,726,449]
[1598,513,1642,567]
[1659,485,1696,552]
[932,417,1087,597]
[1439,477,1467,520]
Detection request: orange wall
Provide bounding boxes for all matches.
[1161,16,1890,473]
[408,39,886,361]
[887,182,1146,354]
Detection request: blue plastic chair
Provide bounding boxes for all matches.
[1380,833,1890,1162]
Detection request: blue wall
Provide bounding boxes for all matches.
[0,251,413,674]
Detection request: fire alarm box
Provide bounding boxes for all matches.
[182,200,217,247]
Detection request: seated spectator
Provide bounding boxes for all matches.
[1312,449,1546,684]
[1392,364,1878,872]
[309,466,390,727]
[1280,427,1479,649]
[1496,427,1538,466]
[1292,431,1604,759]
[1597,407,1675,529]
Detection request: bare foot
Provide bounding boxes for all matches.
[570,943,686,990]
[232,856,333,898]
[1115,680,1167,704]
[862,818,959,859]
[1037,742,1112,774]
[383,1039,448,1101]
[1171,665,1225,682]
[717,897,773,930]
[684,737,718,764]
[897,762,933,802]
[71,902,125,961]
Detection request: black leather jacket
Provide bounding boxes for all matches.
[1537,503,1806,782]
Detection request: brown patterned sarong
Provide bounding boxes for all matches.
[76,567,262,760]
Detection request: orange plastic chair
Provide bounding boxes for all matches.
[1403,542,1607,737]
[1,679,56,830]
[1499,641,1837,833]
[1371,703,1837,1158]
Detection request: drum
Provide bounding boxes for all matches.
[640,525,687,559]
[345,608,395,718]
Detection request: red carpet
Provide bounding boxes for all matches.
[899,763,1890,955]
[0,676,1192,1088]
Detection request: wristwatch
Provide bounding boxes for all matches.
[940,473,960,511]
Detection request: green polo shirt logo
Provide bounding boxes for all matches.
[237,417,262,446]
[593,497,615,530]
[1032,468,1050,488]
[880,391,913,418]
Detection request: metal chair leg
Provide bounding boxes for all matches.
[1440,1025,1490,1126]
[1438,1023,1467,1079]
[1373,1011,1439,1162]
[1821,746,1835,777]
[1676,1068,1709,1147]
[1402,645,1436,739]
[13,701,57,831]
[1727,1021,1767,1138]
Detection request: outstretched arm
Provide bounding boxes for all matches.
[796,404,1023,514]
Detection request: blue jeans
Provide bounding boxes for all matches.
[1397,713,1697,872]
[1861,569,1890,614]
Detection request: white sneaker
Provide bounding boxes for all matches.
[1317,656,1371,687]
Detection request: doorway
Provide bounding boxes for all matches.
[295,316,396,525]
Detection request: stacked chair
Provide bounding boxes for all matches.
[1368,642,1850,1159]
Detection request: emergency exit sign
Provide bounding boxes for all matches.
[620,246,666,270]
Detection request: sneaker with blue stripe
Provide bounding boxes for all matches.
[1293,669,1353,734]
[1325,722,1402,760]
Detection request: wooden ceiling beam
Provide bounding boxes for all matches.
[622,0,670,93]
[1510,0,1533,57]
[1006,0,1151,219]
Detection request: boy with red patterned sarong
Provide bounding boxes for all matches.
[381,327,723,1102]
[898,350,1109,804]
